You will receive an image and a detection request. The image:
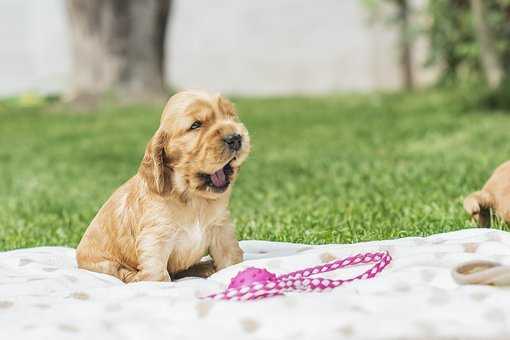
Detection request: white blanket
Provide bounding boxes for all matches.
[2,228,510,339]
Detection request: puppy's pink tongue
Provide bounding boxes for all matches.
[210,168,226,187]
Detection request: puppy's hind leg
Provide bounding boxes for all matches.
[77,252,139,283]
[79,259,139,283]
[463,190,494,227]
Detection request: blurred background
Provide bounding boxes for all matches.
[1,0,435,97]
[2,0,509,101]
[1,0,510,250]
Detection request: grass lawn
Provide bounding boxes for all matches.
[1,90,510,251]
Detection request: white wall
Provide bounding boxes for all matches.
[0,0,70,96]
[0,0,433,97]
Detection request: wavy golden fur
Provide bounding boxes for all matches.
[464,161,510,228]
[76,90,250,282]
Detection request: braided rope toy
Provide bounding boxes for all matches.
[204,251,392,301]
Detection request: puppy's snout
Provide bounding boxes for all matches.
[223,133,242,152]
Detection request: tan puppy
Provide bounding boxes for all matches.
[464,161,510,227]
[76,90,250,282]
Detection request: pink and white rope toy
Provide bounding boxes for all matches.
[205,251,392,301]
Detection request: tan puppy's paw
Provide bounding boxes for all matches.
[132,270,171,283]
[118,267,139,283]
[463,191,493,228]
[463,194,481,217]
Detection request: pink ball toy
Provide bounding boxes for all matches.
[228,267,277,289]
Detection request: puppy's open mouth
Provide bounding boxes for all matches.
[199,158,235,193]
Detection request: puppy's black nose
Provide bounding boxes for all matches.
[223,134,242,151]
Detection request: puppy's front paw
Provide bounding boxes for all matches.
[464,195,481,217]
[133,270,171,282]
[463,191,492,227]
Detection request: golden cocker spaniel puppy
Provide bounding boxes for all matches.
[76,90,250,282]
[464,161,510,228]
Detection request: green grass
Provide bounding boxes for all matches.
[1,90,510,251]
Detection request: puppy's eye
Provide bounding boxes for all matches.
[190,121,202,130]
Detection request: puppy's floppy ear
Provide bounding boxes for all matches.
[139,130,172,195]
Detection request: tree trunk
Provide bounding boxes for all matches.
[396,0,414,90]
[470,0,503,89]
[67,0,170,102]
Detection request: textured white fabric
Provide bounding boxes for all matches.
[2,228,510,339]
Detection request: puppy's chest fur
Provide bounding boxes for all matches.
[161,200,226,273]
[167,220,208,272]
